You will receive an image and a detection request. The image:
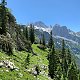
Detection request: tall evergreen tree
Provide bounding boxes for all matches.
[25,27,28,40]
[29,24,35,44]
[42,33,45,46]
[23,27,26,36]
[61,39,68,75]
[61,39,65,71]
[68,63,78,80]
[48,43,57,79]
[40,38,42,44]
[64,58,68,75]
[48,30,53,49]
[0,0,7,35]
[62,39,65,58]
[67,49,71,65]
[23,27,29,40]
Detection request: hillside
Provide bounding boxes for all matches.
[0,44,53,80]
[0,43,80,80]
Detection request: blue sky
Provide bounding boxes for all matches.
[5,0,80,32]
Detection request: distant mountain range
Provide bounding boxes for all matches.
[27,21,80,68]
[33,21,80,45]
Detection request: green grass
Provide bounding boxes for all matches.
[0,44,52,80]
[0,51,36,80]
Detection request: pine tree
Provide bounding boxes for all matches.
[7,42,13,55]
[0,0,7,35]
[25,27,28,40]
[64,58,68,75]
[42,33,45,46]
[29,24,35,44]
[61,39,68,75]
[62,39,65,58]
[68,63,78,80]
[23,27,26,36]
[40,38,42,44]
[23,27,29,40]
[48,30,53,49]
[67,49,71,65]
[48,43,57,79]
[78,71,80,80]
[61,39,65,71]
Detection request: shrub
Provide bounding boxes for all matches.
[0,34,13,55]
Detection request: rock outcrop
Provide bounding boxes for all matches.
[0,60,19,71]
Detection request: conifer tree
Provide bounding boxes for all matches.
[48,43,57,79]
[23,27,29,40]
[48,30,53,49]
[78,71,80,80]
[0,0,7,35]
[64,58,68,75]
[25,27,28,40]
[23,27,26,36]
[62,39,65,58]
[7,42,13,55]
[29,24,35,44]
[61,39,65,71]
[67,49,71,65]
[61,39,68,75]
[40,38,42,44]
[42,33,45,46]
[68,63,78,80]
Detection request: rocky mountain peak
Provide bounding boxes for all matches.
[34,21,48,28]
[52,24,69,37]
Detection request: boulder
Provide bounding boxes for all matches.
[0,60,19,71]
[0,62,4,68]
[32,71,37,76]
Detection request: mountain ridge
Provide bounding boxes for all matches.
[29,21,80,67]
[27,21,80,33]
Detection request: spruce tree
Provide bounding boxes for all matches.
[23,27,29,40]
[61,39,68,75]
[48,43,57,79]
[40,38,42,44]
[42,33,45,46]
[64,58,68,75]
[29,24,35,44]
[0,0,7,35]
[48,30,53,49]
[62,39,65,58]
[25,27,28,40]
[61,39,65,71]
[67,49,71,65]
[68,63,78,80]
[7,42,13,55]
[23,27,26,36]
